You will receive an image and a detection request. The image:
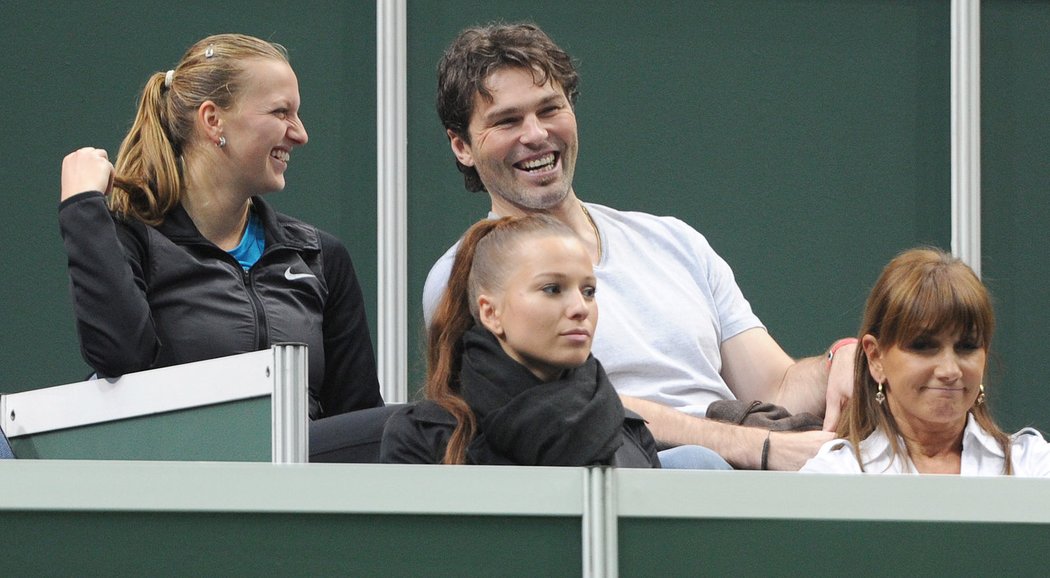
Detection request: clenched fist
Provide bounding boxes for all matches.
[61,147,114,201]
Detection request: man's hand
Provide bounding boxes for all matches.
[767,429,836,470]
[822,341,857,432]
[622,395,836,470]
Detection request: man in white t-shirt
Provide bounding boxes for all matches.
[424,22,854,470]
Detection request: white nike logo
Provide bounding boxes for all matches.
[284,267,316,281]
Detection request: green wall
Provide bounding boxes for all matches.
[982,1,1050,432]
[10,398,270,461]
[7,512,580,576]
[620,517,1050,576]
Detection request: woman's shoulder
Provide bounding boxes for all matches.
[396,400,457,424]
[60,191,148,231]
[800,438,861,474]
[1011,426,1048,442]
[1010,427,1050,476]
[251,197,327,251]
[379,401,456,464]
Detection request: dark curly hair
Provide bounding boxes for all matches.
[436,22,580,193]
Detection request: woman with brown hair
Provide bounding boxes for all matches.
[381,215,658,466]
[802,248,1050,475]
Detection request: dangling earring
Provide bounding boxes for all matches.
[875,381,886,405]
[976,383,986,406]
[218,135,227,148]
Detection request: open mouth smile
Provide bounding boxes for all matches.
[271,148,290,163]
[514,152,558,173]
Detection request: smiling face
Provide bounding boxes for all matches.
[220,58,308,195]
[477,234,596,381]
[449,67,579,215]
[864,328,986,435]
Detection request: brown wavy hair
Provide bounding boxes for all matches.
[436,22,579,193]
[109,34,288,225]
[838,247,1012,473]
[427,214,580,464]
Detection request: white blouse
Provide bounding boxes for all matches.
[801,414,1050,476]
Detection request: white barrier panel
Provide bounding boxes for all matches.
[614,468,1050,524]
[0,461,586,515]
[0,345,307,463]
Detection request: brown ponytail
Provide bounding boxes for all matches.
[110,72,181,225]
[427,214,579,464]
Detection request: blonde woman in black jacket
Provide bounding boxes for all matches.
[59,34,386,460]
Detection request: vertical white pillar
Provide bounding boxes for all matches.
[583,466,619,577]
[377,0,408,402]
[951,0,981,276]
[272,343,309,463]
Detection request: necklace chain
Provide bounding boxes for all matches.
[580,202,603,263]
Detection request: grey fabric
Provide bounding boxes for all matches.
[706,399,823,431]
[458,326,625,466]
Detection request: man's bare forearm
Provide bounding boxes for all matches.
[620,395,766,468]
[621,395,835,470]
[772,354,829,416]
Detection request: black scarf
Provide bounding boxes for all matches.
[458,325,624,466]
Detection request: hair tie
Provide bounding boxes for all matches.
[164,69,174,89]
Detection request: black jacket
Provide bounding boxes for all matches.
[380,400,660,467]
[59,191,382,419]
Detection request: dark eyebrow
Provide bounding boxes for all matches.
[482,93,565,123]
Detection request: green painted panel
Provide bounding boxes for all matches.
[4,512,580,577]
[9,398,269,461]
[619,517,1047,576]
[982,1,1050,434]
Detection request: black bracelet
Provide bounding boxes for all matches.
[761,431,772,470]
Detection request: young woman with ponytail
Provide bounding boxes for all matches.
[58,34,384,434]
[381,215,659,467]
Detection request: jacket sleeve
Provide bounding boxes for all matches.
[379,403,449,464]
[623,410,662,468]
[58,191,159,376]
[318,231,383,415]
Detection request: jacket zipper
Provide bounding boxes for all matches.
[241,266,270,351]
